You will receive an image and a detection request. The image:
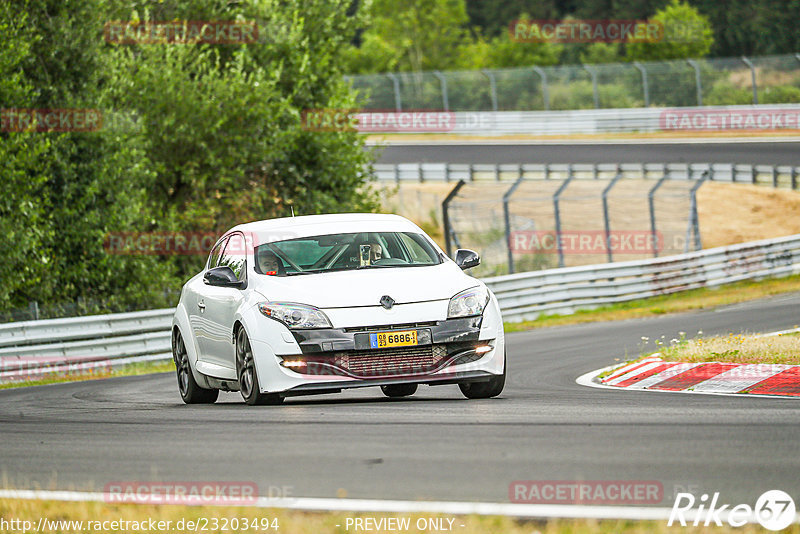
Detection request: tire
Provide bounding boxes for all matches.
[459,350,505,399]
[235,326,283,406]
[381,383,418,398]
[173,329,218,404]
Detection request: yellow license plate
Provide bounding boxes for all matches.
[370,330,418,349]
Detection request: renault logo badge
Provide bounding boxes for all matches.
[380,295,395,309]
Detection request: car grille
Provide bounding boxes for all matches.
[332,345,447,377]
[343,322,438,333]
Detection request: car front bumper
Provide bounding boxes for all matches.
[247,296,505,395]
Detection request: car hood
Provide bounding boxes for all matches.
[251,263,479,309]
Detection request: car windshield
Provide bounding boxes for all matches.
[254,231,442,275]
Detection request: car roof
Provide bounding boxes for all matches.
[227,213,425,245]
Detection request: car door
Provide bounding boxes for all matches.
[191,236,227,364]
[198,232,248,370]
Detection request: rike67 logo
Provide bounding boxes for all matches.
[669,490,796,530]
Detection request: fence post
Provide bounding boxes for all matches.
[444,162,450,183]
[583,64,600,109]
[503,171,527,274]
[633,61,650,107]
[29,301,40,321]
[442,180,466,257]
[482,69,499,112]
[648,171,670,258]
[686,59,703,106]
[553,165,574,268]
[386,73,402,112]
[532,66,550,111]
[772,165,777,188]
[602,165,623,263]
[741,56,758,105]
[433,71,449,111]
[793,167,798,190]
[689,169,710,251]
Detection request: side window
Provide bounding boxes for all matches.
[207,237,227,270]
[219,233,247,281]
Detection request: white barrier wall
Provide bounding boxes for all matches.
[358,104,800,136]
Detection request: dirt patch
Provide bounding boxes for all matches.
[697,182,800,248]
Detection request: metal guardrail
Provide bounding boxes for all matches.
[373,161,800,189]
[354,104,800,136]
[1,232,799,379]
[0,309,173,381]
[484,234,800,322]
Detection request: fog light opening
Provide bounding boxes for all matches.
[475,345,493,354]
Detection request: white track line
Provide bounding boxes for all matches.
[0,489,774,523]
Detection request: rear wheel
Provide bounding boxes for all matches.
[173,329,218,404]
[236,327,283,406]
[381,383,418,398]
[459,351,505,399]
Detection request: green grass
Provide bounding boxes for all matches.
[504,274,800,332]
[655,331,800,365]
[0,360,174,390]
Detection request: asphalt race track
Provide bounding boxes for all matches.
[375,141,800,166]
[1,293,799,507]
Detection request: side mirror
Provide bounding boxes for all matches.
[454,249,480,270]
[204,266,245,289]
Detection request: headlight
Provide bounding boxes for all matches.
[448,286,489,318]
[258,302,332,329]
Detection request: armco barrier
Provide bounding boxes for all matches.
[483,234,800,322]
[373,161,800,189]
[0,309,173,382]
[1,233,799,381]
[357,104,800,136]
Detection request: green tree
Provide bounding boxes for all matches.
[475,13,563,69]
[344,0,473,73]
[626,0,714,61]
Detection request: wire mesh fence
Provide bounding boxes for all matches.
[347,53,800,111]
[438,165,705,277]
[375,162,800,277]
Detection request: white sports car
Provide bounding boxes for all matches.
[171,213,505,405]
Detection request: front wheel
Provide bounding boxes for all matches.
[236,327,283,406]
[459,351,505,399]
[173,329,218,404]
